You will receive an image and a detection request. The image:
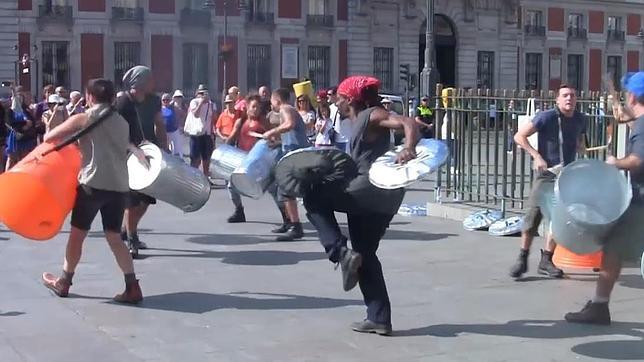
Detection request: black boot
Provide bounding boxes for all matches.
[227,207,246,223]
[509,248,529,278]
[537,249,564,278]
[276,222,304,241]
[271,206,290,233]
[565,300,611,325]
[337,246,362,292]
[128,239,139,259]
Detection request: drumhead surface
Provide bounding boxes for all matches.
[275,147,358,198]
[369,138,449,189]
[128,143,163,190]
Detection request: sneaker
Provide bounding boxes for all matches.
[565,300,611,325]
[509,249,529,278]
[351,319,393,336]
[276,223,304,241]
[128,239,140,259]
[42,272,71,297]
[337,247,362,292]
[113,280,143,304]
[271,223,290,234]
[227,208,246,223]
[129,234,148,250]
[537,249,564,278]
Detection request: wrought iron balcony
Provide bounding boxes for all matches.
[37,5,73,26]
[180,8,212,28]
[523,24,545,36]
[567,27,587,39]
[246,11,274,25]
[607,29,625,41]
[306,14,334,28]
[112,7,144,22]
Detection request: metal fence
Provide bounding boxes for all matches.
[429,85,629,213]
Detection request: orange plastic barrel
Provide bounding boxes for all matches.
[0,142,81,240]
[553,245,603,270]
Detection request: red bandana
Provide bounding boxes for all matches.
[337,76,380,101]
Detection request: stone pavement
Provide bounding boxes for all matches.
[0,186,643,362]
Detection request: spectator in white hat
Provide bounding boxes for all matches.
[42,94,69,134]
[172,89,188,157]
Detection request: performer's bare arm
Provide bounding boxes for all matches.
[227,117,243,145]
[370,108,419,163]
[608,154,642,171]
[43,113,88,142]
[262,106,296,139]
[514,121,547,171]
[153,110,168,150]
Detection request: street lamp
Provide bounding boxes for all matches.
[420,0,439,99]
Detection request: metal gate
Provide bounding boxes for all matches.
[373,47,393,93]
[42,41,69,88]
[183,43,208,94]
[247,44,271,90]
[307,46,330,90]
[114,42,140,89]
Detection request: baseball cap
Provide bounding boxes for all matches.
[172,89,184,98]
[381,98,392,104]
[622,72,644,98]
[47,94,65,104]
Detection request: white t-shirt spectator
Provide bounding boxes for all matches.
[330,103,352,144]
[314,117,333,146]
[186,98,217,136]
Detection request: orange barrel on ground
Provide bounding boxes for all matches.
[0,142,81,241]
[553,245,603,270]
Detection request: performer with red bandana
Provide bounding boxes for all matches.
[302,76,419,335]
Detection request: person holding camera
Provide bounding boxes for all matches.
[184,84,217,178]
[42,94,69,134]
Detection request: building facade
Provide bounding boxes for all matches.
[6,0,644,99]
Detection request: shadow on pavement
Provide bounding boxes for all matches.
[186,234,282,246]
[618,274,644,290]
[113,291,362,314]
[382,231,455,242]
[395,319,644,360]
[142,247,325,266]
[0,311,25,317]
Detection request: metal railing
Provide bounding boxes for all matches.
[247,11,274,25]
[428,85,628,213]
[608,29,625,41]
[180,8,212,27]
[306,14,334,27]
[112,6,144,22]
[567,27,588,39]
[524,24,546,36]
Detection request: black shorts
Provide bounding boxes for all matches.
[190,135,214,161]
[70,185,127,232]
[127,191,157,208]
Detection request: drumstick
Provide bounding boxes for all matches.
[248,131,264,139]
[586,145,610,152]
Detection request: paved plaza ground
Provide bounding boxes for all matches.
[0,184,643,361]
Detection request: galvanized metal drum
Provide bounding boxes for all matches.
[210,144,247,180]
[369,138,449,190]
[230,139,281,199]
[548,159,632,255]
[127,143,211,213]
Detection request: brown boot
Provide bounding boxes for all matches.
[42,272,71,297]
[113,280,143,304]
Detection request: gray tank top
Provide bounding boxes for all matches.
[78,104,130,192]
[280,106,310,152]
[345,106,404,215]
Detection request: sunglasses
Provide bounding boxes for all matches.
[162,98,171,102]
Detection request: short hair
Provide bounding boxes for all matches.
[43,84,54,94]
[273,88,290,103]
[328,87,337,95]
[86,78,115,104]
[558,83,576,95]
[246,94,262,104]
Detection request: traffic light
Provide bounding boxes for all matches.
[400,64,410,83]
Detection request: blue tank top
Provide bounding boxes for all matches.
[280,107,310,152]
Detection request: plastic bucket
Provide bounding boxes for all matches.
[553,245,603,270]
[0,142,81,240]
[292,80,317,108]
[550,159,631,255]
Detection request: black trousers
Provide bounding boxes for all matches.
[304,184,394,325]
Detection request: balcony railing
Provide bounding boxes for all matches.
[306,14,334,28]
[246,11,274,25]
[567,27,587,39]
[523,24,546,36]
[112,7,144,22]
[180,8,212,27]
[607,29,625,41]
[38,4,73,22]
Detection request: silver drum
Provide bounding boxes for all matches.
[127,143,211,212]
[210,144,247,180]
[230,139,280,199]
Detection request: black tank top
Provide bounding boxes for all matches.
[345,106,404,215]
